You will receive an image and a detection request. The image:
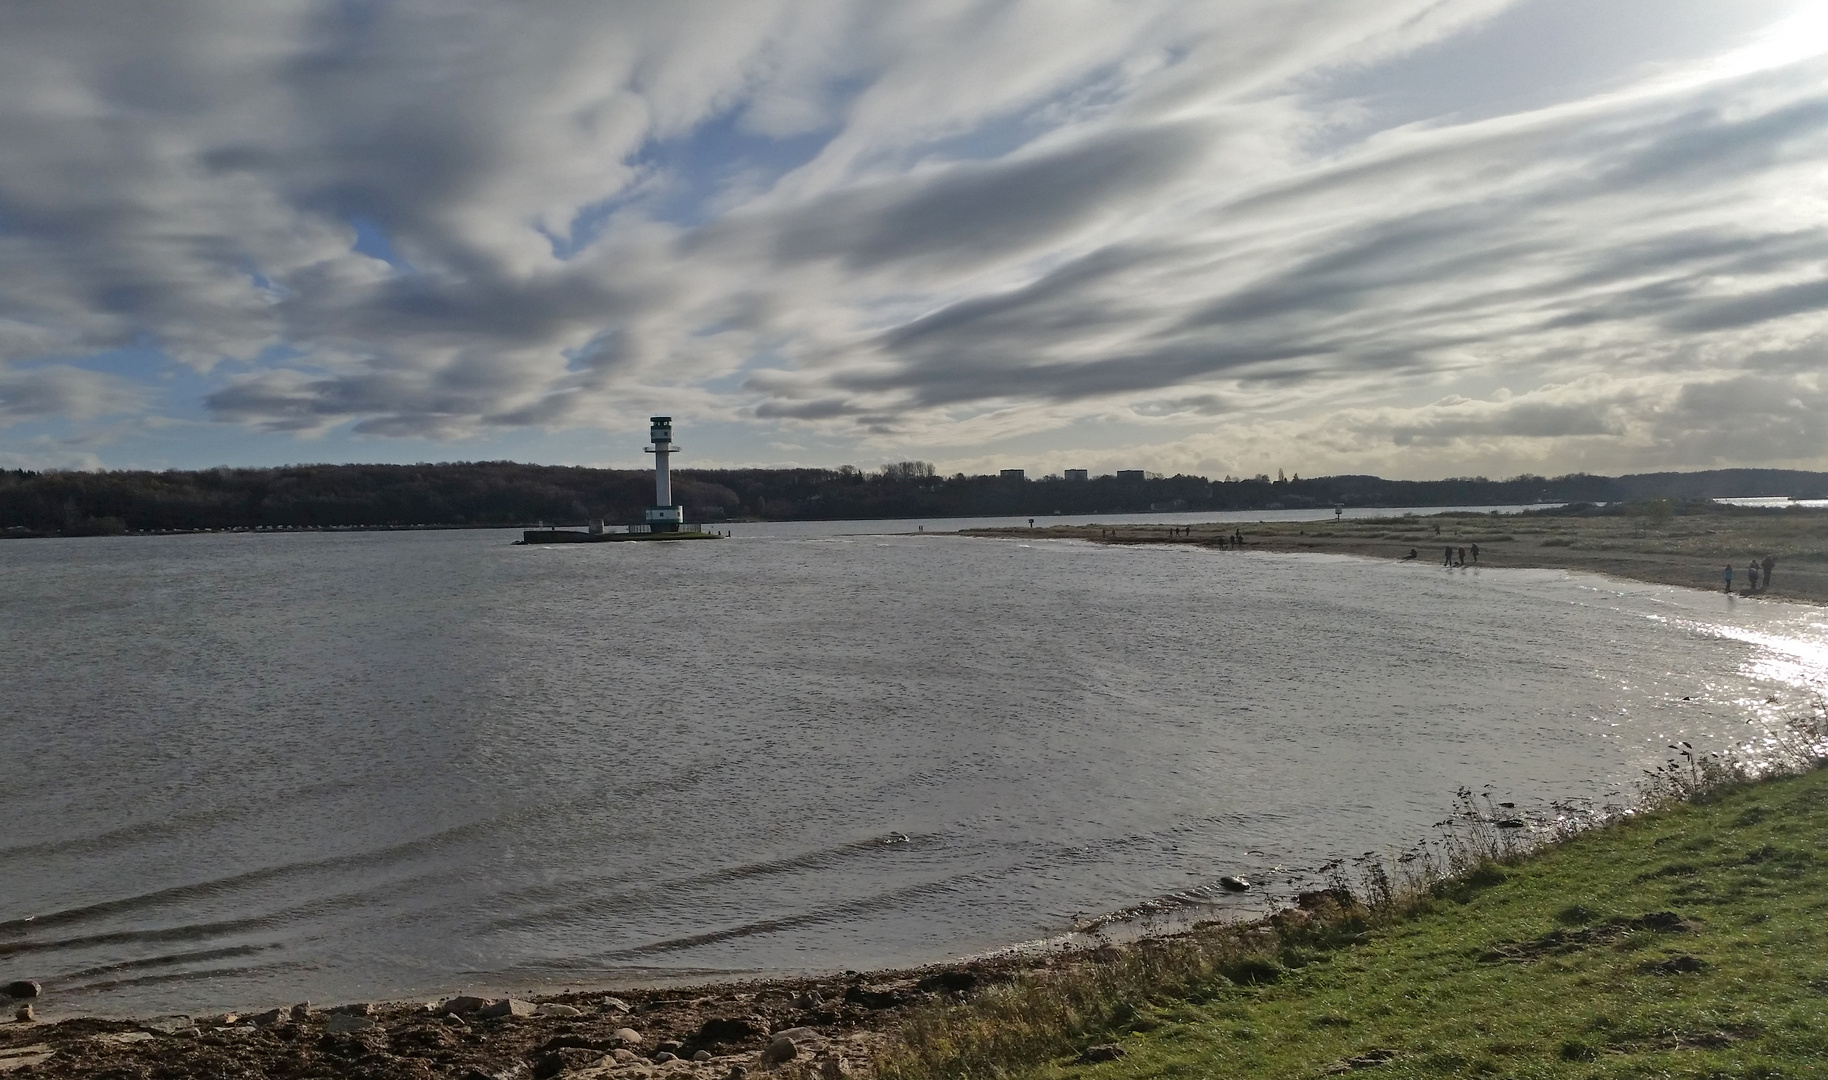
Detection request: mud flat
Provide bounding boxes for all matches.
[968,504,1828,603]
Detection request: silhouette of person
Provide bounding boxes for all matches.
[1457,546,1467,566]
[1444,546,1453,566]
[1762,555,1776,589]
[1470,543,1479,564]
[1723,565,1733,593]
[1748,561,1760,592]
[1403,548,1417,560]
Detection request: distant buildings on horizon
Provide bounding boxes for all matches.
[992,468,1301,483]
[994,467,1148,481]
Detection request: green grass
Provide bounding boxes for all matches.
[880,766,1828,1080]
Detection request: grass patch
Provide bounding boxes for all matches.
[878,711,1828,1080]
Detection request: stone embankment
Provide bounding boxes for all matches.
[0,968,992,1080]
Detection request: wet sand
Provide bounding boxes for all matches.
[967,507,1828,604]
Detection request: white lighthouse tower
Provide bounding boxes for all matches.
[643,415,686,533]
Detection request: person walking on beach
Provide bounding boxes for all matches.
[1471,543,1479,564]
[1748,560,1761,592]
[1724,564,1733,593]
[1457,546,1467,566]
[1763,554,1776,589]
[1444,545,1454,566]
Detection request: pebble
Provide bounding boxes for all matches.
[290,1002,311,1020]
[693,1050,713,1062]
[612,1048,639,1062]
[535,1003,582,1018]
[613,1027,644,1046]
[653,1052,678,1064]
[14,1005,34,1023]
[602,996,631,1013]
[1218,876,1251,892]
[250,1008,289,1028]
[2,981,41,1000]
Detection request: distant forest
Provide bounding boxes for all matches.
[4,462,1826,537]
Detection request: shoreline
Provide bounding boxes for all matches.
[0,945,1162,1079]
[10,748,1822,1078]
[962,505,1828,605]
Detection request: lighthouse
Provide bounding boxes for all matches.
[643,416,685,533]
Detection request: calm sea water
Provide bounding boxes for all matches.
[2,519,1824,1018]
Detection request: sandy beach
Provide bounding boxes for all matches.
[966,505,1828,604]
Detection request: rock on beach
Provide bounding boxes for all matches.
[2,981,41,1000]
[761,1036,798,1064]
[325,1013,377,1033]
[444,995,494,1015]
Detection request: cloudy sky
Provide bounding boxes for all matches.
[2,1,1825,479]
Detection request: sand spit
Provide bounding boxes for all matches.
[967,506,1828,603]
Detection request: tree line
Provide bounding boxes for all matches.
[2,461,1825,537]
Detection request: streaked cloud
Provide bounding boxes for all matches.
[0,1,1823,476]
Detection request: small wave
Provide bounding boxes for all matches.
[59,959,313,995]
[0,815,514,939]
[0,776,364,862]
[472,832,932,933]
[565,873,985,962]
[0,913,281,959]
[59,943,282,981]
